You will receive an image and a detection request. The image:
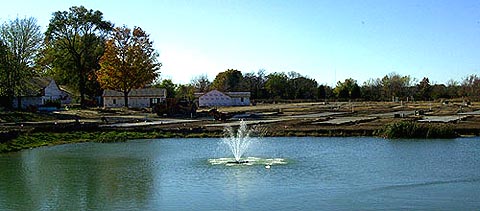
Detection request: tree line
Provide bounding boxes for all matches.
[1,5,479,109]
[160,69,480,103]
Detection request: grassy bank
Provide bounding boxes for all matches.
[0,130,223,153]
[0,121,470,153]
[1,129,374,153]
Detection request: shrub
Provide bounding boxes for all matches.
[379,121,457,139]
[95,131,128,143]
[44,99,61,108]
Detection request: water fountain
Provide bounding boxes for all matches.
[222,119,254,164]
[208,120,287,166]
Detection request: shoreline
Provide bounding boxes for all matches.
[2,101,480,153]
[1,121,479,153]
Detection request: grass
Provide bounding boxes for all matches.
[0,111,57,122]
[0,110,81,123]
[0,130,224,153]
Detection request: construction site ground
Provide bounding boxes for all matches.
[2,100,479,137]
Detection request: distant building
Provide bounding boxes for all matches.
[12,78,72,109]
[102,88,166,108]
[195,90,250,107]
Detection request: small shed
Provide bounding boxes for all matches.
[102,88,166,108]
[195,90,250,107]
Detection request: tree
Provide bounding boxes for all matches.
[176,84,195,101]
[211,69,243,92]
[45,6,112,107]
[190,74,211,92]
[241,69,267,99]
[0,17,43,108]
[97,26,161,107]
[0,40,12,102]
[265,72,288,99]
[285,71,302,99]
[153,79,177,98]
[334,78,361,100]
[318,84,334,101]
[430,84,448,100]
[416,77,432,101]
[351,83,361,99]
[318,85,327,100]
[380,72,412,101]
[445,79,460,99]
[460,74,480,100]
[289,76,318,99]
[361,78,382,101]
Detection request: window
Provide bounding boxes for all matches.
[241,97,244,102]
[113,99,116,104]
[151,98,159,104]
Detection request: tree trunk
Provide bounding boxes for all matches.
[124,91,129,108]
[78,64,86,108]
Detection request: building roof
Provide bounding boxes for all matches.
[17,77,56,96]
[195,90,251,98]
[103,88,166,97]
[225,92,251,98]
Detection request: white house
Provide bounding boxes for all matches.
[195,90,250,107]
[102,88,166,108]
[12,78,72,109]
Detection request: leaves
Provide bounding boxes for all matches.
[45,6,112,106]
[265,72,288,99]
[211,69,243,92]
[334,78,360,100]
[97,26,161,107]
[0,17,43,99]
[153,79,177,98]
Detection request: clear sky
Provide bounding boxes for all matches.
[2,0,480,86]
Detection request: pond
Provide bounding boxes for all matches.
[1,137,479,210]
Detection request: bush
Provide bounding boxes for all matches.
[95,131,128,143]
[379,121,457,139]
[44,99,61,108]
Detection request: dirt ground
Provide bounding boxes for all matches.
[208,101,480,136]
[2,100,480,137]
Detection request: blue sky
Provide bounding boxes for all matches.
[2,0,480,86]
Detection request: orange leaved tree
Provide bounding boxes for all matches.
[97,26,161,107]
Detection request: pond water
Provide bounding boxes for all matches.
[1,137,479,210]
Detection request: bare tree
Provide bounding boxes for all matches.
[190,74,211,92]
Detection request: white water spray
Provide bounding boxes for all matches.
[211,120,285,166]
[222,120,256,162]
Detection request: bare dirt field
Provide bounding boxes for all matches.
[197,100,480,136]
[2,100,480,137]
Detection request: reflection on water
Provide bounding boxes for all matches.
[1,137,480,210]
[0,143,154,210]
[208,157,287,166]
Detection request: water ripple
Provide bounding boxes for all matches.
[371,177,480,191]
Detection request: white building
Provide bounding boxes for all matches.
[195,90,250,107]
[102,88,166,108]
[12,78,72,109]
